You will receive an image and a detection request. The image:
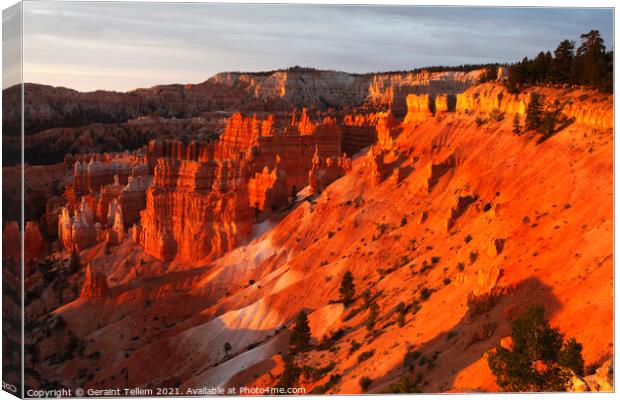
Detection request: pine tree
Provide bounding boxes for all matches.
[366,302,379,334]
[558,338,585,376]
[576,30,607,88]
[512,114,522,135]
[289,311,311,354]
[487,305,585,392]
[339,271,355,306]
[224,342,232,356]
[551,40,575,83]
[276,354,301,390]
[525,93,544,131]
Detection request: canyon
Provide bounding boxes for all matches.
[3,67,613,394]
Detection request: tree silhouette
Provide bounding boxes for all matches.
[525,93,544,131]
[551,40,575,83]
[366,302,379,335]
[276,354,301,390]
[506,30,612,92]
[487,305,585,392]
[289,310,311,355]
[339,271,355,306]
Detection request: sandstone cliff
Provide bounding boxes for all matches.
[455,83,613,130]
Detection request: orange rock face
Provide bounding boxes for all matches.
[80,264,110,298]
[309,147,352,195]
[137,112,352,261]
[455,83,613,130]
[403,93,434,123]
[137,157,253,261]
[58,197,97,251]
[248,156,289,215]
[73,153,147,195]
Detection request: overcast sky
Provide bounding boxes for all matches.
[8,2,614,91]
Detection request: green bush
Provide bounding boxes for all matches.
[359,376,372,392]
[487,305,585,392]
[383,374,422,394]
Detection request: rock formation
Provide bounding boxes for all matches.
[308,147,352,195]
[58,197,97,251]
[367,145,387,186]
[340,113,380,156]
[455,83,613,130]
[136,110,353,261]
[435,94,456,113]
[80,264,110,298]
[119,174,152,226]
[73,153,148,195]
[248,155,289,215]
[403,94,434,124]
[376,112,400,151]
[105,199,125,245]
[24,221,47,262]
[2,221,20,262]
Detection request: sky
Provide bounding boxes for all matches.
[5,2,614,91]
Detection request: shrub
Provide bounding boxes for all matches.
[304,362,336,381]
[400,216,408,226]
[376,223,388,235]
[358,350,375,363]
[353,196,363,208]
[359,376,372,392]
[490,108,505,122]
[349,340,361,355]
[475,116,487,127]
[403,350,420,371]
[512,114,522,135]
[384,374,422,394]
[419,287,432,302]
[310,374,341,394]
[487,305,585,392]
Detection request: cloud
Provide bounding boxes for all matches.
[16,2,614,91]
